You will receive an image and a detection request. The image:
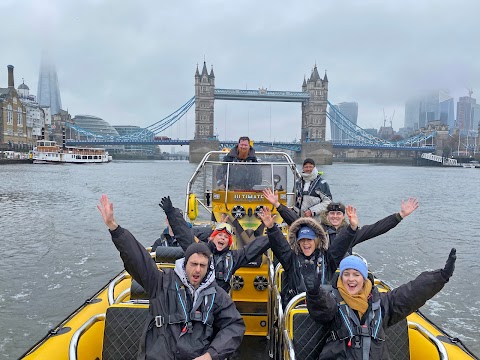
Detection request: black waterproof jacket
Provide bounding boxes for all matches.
[110,225,245,360]
[215,146,261,189]
[276,204,403,255]
[307,270,448,360]
[267,217,356,307]
[166,207,270,292]
[151,228,178,251]
[294,173,332,217]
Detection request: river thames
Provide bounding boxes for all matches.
[1,160,479,358]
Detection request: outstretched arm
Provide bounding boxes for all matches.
[262,188,300,225]
[385,249,455,326]
[258,206,294,271]
[350,198,420,249]
[97,195,160,296]
[159,196,195,251]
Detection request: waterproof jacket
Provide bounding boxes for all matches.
[166,207,270,293]
[110,225,245,360]
[215,146,261,190]
[277,204,404,255]
[307,270,448,360]
[151,228,178,251]
[294,173,332,219]
[267,217,356,308]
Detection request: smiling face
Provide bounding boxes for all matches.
[298,238,316,257]
[210,231,231,252]
[185,253,209,288]
[341,269,365,295]
[302,163,315,174]
[327,210,345,228]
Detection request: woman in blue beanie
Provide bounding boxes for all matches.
[306,250,457,359]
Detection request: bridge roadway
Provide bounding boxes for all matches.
[65,139,435,152]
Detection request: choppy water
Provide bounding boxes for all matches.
[1,161,479,358]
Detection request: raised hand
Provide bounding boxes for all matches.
[258,206,276,229]
[345,205,358,230]
[159,196,174,213]
[97,194,118,231]
[301,265,320,292]
[441,248,456,280]
[262,188,280,207]
[399,197,419,218]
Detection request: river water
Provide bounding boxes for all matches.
[1,161,479,358]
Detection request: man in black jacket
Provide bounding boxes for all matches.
[215,136,261,190]
[97,195,245,360]
[159,196,270,293]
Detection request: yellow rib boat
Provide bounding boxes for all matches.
[20,150,478,360]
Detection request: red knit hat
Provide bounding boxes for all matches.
[210,229,233,246]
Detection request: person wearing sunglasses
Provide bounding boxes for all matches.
[263,188,419,256]
[306,250,456,359]
[159,196,271,293]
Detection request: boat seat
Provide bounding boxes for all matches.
[102,304,148,360]
[283,295,329,360]
[385,319,410,360]
[130,279,148,300]
[155,246,184,263]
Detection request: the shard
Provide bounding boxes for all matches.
[37,52,62,115]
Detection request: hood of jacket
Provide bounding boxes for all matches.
[288,217,328,254]
[174,257,216,304]
[320,210,349,230]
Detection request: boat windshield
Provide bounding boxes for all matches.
[213,162,288,192]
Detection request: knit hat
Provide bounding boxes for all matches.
[339,256,368,279]
[303,158,315,167]
[184,242,212,263]
[210,229,233,246]
[296,226,317,240]
[327,202,346,214]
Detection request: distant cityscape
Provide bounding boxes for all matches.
[1,56,478,158]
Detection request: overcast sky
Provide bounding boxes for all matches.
[1,0,479,142]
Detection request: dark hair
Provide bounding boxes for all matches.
[238,136,250,143]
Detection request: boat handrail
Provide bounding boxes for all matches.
[114,289,130,304]
[282,329,296,360]
[408,321,448,360]
[107,272,131,305]
[68,313,106,360]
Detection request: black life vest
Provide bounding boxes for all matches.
[214,251,234,287]
[329,288,385,360]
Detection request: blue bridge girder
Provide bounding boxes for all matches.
[66,139,190,146]
[214,88,310,102]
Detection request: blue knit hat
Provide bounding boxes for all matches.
[339,256,368,279]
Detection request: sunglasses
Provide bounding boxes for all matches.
[215,223,234,236]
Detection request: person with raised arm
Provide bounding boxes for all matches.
[258,206,358,308]
[97,195,245,360]
[306,250,456,359]
[159,196,271,293]
[263,188,419,255]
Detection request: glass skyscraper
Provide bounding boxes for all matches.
[37,54,62,115]
[328,102,358,142]
[404,91,454,130]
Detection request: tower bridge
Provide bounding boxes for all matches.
[65,62,438,161]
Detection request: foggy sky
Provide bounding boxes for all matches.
[1,0,479,142]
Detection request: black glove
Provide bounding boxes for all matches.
[301,262,320,292]
[159,196,173,213]
[441,248,456,281]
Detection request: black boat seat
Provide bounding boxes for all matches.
[102,304,148,360]
[130,279,148,300]
[385,319,410,360]
[155,246,184,263]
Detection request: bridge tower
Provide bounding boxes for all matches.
[190,62,220,162]
[299,66,333,165]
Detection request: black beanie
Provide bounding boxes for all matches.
[303,158,315,167]
[184,242,212,263]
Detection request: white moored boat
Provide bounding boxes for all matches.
[32,140,110,164]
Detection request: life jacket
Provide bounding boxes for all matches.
[214,251,234,289]
[283,253,326,306]
[328,288,386,359]
[138,279,217,359]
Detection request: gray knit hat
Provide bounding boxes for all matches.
[184,242,212,263]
